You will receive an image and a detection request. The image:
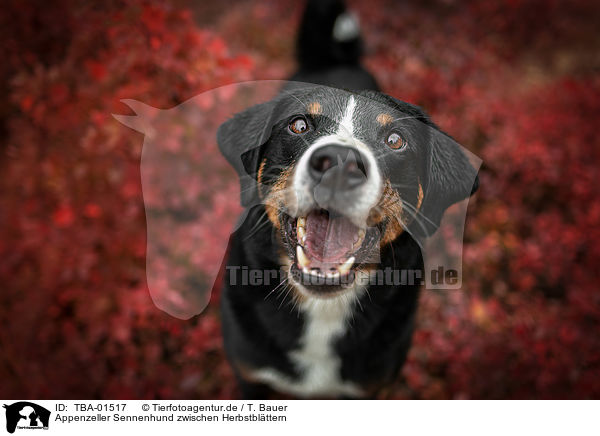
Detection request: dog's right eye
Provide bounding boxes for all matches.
[386,132,407,150]
[289,116,309,134]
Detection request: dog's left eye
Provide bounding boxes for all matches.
[386,132,407,150]
[289,116,309,134]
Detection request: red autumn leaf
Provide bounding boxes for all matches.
[85,60,107,82]
[52,205,75,227]
[84,203,102,218]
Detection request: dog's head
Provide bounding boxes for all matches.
[218,86,479,298]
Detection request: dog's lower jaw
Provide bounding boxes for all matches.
[279,252,372,301]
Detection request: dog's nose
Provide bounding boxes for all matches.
[308,144,368,190]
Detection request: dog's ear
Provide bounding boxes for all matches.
[217,101,275,207]
[414,126,479,237]
[364,94,479,238]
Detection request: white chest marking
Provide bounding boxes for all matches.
[251,293,362,397]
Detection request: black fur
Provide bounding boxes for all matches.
[288,0,379,91]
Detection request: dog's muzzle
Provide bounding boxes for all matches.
[284,140,382,295]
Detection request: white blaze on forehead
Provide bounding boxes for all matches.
[336,96,356,138]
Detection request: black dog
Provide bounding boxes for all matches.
[217,1,478,399]
[218,86,478,398]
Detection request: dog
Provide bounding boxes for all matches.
[217,86,479,398]
[216,1,479,399]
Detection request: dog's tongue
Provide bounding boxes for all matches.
[304,210,357,262]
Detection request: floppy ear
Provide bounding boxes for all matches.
[217,101,275,207]
[414,127,479,237]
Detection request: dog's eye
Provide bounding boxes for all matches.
[386,132,406,150]
[289,116,309,134]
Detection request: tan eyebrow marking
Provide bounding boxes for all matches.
[376,113,393,126]
[307,101,322,115]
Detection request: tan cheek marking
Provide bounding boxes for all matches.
[378,181,405,245]
[264,166,295,229]
[416,182,424,210]
[373,180,425,245]
[368,181,405,245]
[376,113,393,126]
[307,101,322,115]
[257,158,267,198]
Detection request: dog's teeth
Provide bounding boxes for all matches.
[353,229,366,250]
[297,225,306,243]
[326,270,340,279]
[297,245,310,268]
[338,256,355,275]
[303,266,310,275]
[297,217,307,244]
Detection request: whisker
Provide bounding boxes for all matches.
[398,203,430,235]
[279,89,308,108]
[345,293,356,324]
[289,292,302,314]
[383,194,437,230]
[354,291,364,312]
[390,115,423,123]
[364,286,373,303]
[390,240,397,268]
[264,276,290,301]
[401,200,438,228]
[278,283,294,309]
[243,211,272,240]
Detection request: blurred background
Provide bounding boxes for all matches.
[1,0,600,399]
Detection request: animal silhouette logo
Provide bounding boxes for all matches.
[112,82,282,320]
[3,402,50,433]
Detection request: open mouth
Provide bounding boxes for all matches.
[282,209,379,295]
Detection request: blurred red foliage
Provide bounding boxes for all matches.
[1,0,599,399]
